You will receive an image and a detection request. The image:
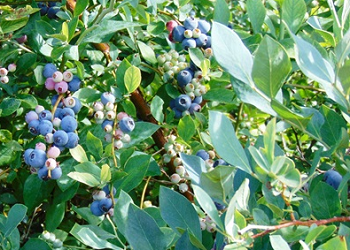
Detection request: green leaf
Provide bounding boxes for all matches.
[74,0,89,16]
[70,223,123,249]
[4,204,27,237]
[175,231,198,250]
[100,164,111,184]
[69,144,88,163]
[310,182,341,219]
[335,26,350,66]
[282,0,307,33]
[213,0,231,25]
[81,20,142,43]
[159,186,202,241]
[122,122,160,148]
[178,115,196,142]
[125,204,168,250]
[189,47,206,69]
[252,36,291,98]
[124,65,141,94]
[212,22,253,85]
[316,236,347,250]
[45,202,65,232]
[0,141,21,166]
[192,185,224,230]
[16,53,37,73]
[73,88,100,103]
[246,0,266,34]
[68,162,101,187]
[21,238,51,250]
[113,190,134,235]
[75,60,85,80]
[0,16,29,34]
[270,235,291,250]
[209,111,251,174]
[180,153,206,185]
[0,98,21,117]
[263,118,276,164]
[150,95,164,123]
[137,41,157,64]
[86,131,103,160]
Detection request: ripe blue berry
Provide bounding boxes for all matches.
[38,166,49,180]
[53,130,69,147]
[39,110,53,121]
[47,7,59,19]
[119,117,135,133]
[28,119,40,136]
[24,148,34,165]
[43,63,57,78]
[90,200,104,216]
[182,38,196,50]
[50,166,62,179]
[99,198,113,213]
[173,108,183,119]
[195,34,208,47]
[101,92,116,105]
[214,202,226,211]
[203,36,212,49]
[196,149,209,161]
[102,119,114,133]
[177,69,194,87]
[71,97,82,114]
[197,20,211,33]
[60,107,75,118]
[29,149,47,168]
[61,116,78,132]
[324,170,342,190]
[65,132,79,149]
[39,120,54,136]
[184,17,198,30]
[172,26,186,42]
[213,159,228,168]
[52,95,63,108]
[102,185,117,196]
[68,76,81,92]
[25,111,39,124]
[174,94,192,111]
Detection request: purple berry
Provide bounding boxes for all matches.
[16,35,27,44]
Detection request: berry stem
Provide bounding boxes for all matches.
[105,214,127,249]
[110,104,118,168]
[51,94,64,121]
[140,176,151,209]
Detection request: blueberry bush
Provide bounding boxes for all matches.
[1,0,350,249]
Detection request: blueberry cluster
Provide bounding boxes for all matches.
[93,92,135,149]
[0,64,16,84]
[156,50,189,82]
[43,63,81,93]
[199,215,216,233]
[90,185,116,216]
[167,16,212,53]
[41,231,63,249]
[38,2,59,19]
[195,149,229,171]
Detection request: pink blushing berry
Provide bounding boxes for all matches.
[45,78,56,90]
[0,67,8,77]
[45,158,57,170]
[166,20,178,32]
[35,142,46,151]
[93,102,104,112]
[52,71,63,83]
[117,112,129,121]
[8,63,16,72]
[63,97,76,108]
[114,129,124,139]
[47,146,61,158]
[35,105,45,114]
[52,117,61,127]
[45,133,54,143]
[0,76,9,84]
[55,81,68,94]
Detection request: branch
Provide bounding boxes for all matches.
[239,216,350,238]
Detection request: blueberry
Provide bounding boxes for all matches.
[54,108,62,118]
[172,26,186,42]
[68,76,81,92]
[90,200,104,216]
[43,63,57,78]
[184,17,198,30]
[28,119,40,136]
[16,35,27,44]
[99,198,113,213]
[48,2,57,7]
[213,159,229,168]
[195,33,208,47]
[65,132,79,149]
[203,35,211,49]
[196,149,209,161]
[38,166,49,180]
[39,110,53,121]
[71,97,82,114]
[214,202,226,211]
[53,130,69,147]
[174,94,192,111]
[166,20,178,32]
[60,107,75,118]
[39,120,54,136]
[324,170,342,190]
[29,149,47,168]
[101,92,116,105]
[102,185,117,196]
[181,38,196,50]
[52,94,63,108]
[193,96,203,104]
[170,99,176,109]
[61,116,77,132]
[25,111,39,124]
[24,148,34,165]
[173,107,183,119]
[177,69,194,87]
[119,117,135,133]
[102,119,114,133]
[47,7,59,19]
[189,103,201,114]
[50,166,62,180]
[197,20,211,33]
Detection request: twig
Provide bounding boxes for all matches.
[140,176,151,209]
[0,167,11,177]
[234,102,244,133]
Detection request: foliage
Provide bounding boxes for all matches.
[0,0,350,249]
